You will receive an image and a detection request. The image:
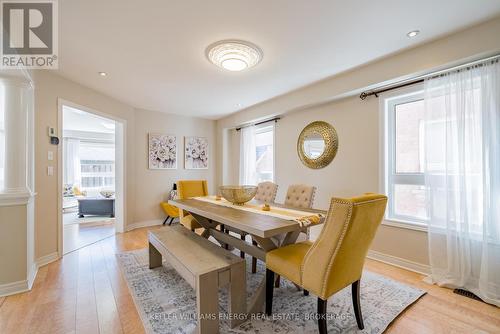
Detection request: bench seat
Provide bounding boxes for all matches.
[148,226,246,333]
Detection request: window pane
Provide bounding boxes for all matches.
[395,99,424,173]
[255,126,273,183]
[394,184,428,220]
[79,142,115,191]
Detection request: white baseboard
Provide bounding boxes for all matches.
[0,280,30,297]
[126,219,163,232]
[367,249,430,275]
[0,252,60,297]
[36,252,59,268]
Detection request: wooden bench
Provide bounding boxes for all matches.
[148,225,247,333]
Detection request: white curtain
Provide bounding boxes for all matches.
[424,59,500,306]
[239,126,257,185]
[63,138,81,186]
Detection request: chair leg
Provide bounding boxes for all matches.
[317,298,327,334]
[303,289,309,296]
[168,216,175,226]
[265,269,275,316]
[352,280,364,330]
[240,234,245,258]
[275,275,281,288]
[162,216,170,225]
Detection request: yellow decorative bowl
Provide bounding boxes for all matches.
[219,185,257,205]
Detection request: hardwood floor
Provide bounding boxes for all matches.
[63,221,115,255]
[0,226,499,334]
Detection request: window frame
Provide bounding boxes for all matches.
[381,84,428,231]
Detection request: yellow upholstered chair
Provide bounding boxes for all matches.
[269,184,316,288]
[265,193,388,333]
[160,202,179,225]
[177,180,209,231]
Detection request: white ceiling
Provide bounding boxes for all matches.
[63,106,115,134]
[57,0,500,119]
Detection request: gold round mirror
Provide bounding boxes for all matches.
[297,121,338,169]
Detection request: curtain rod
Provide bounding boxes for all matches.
[359,53,500,100]
[235,117,280,131]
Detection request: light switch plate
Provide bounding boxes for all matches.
[48,127,56,137]
[48,151,54,161]
[47,166,54,176]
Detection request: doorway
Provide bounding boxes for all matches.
[58,100,126,255]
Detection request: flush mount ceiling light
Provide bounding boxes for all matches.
[98,71,107,77]
[206,40,263,72]
[407,30,420,38]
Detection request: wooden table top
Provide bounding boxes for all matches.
[169,198,325,238]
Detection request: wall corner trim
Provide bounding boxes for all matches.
[367,249,430,276]
[28,262,38,290]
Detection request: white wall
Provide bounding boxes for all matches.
[34,70,137,259]
[217,16,500,270]
[0,205,28,285]
[33,71,217,261]
[133,108,217,224]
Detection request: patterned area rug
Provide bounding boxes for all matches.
[117,249,425,333]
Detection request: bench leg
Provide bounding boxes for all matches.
[149,242,162,269]
[229,261,247,328]
[196,271,219,334]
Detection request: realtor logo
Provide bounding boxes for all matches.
[1,0,58,69]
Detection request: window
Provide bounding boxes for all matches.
[239,123,275,185]
[255,125,274,183]
[384,87,427,226]
[79,142,115,190]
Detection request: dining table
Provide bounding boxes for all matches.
[168,196,326,315]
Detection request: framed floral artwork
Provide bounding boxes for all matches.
[148,133,177,169]
[184,136,208,169]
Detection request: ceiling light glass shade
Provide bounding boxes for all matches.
[206,40,263,71]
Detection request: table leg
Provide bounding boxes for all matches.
[185,210,304,316]
[247,235,280,314]
[191,213,231,249]
[149,242,162,269]
[250,229,304,312]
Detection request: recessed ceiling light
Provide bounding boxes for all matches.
[407,30,420,38]
[206,40,263,72]
[98,72,107,77]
